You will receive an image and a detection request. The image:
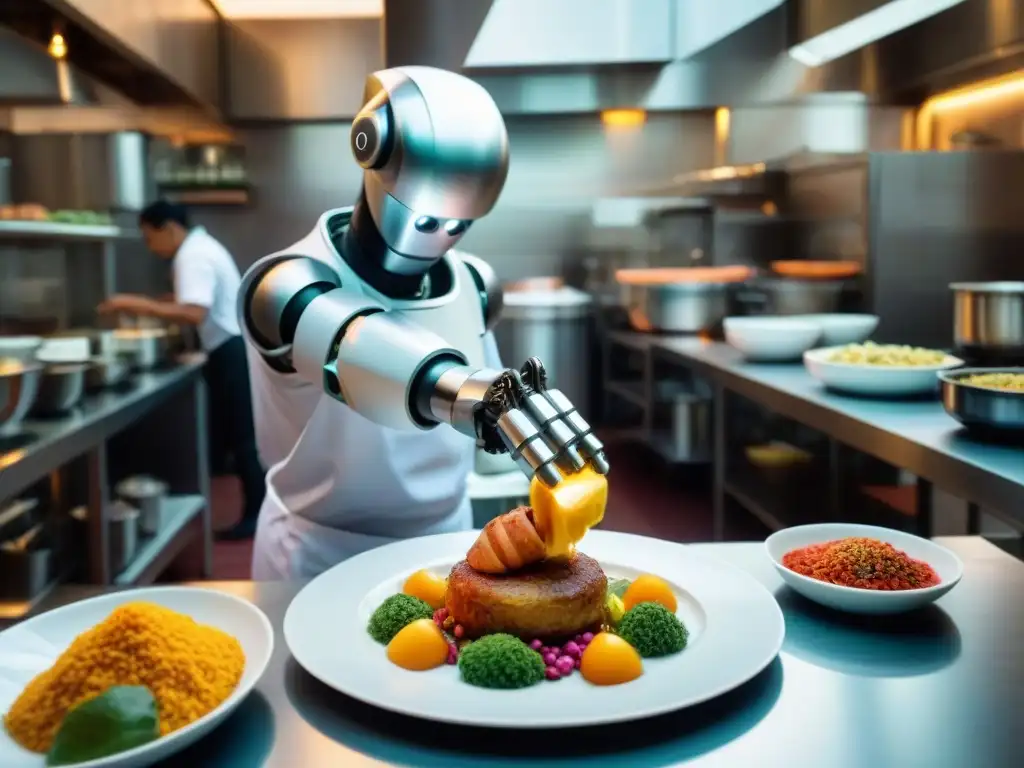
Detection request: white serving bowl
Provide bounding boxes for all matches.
[803,345,963,396]
[724,316,822,362]
[0,336,44,364]
[765,523,963,614]
[796,314,879,345]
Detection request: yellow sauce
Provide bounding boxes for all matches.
[529,465,608,558]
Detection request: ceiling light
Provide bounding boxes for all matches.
[211,0,382,20]
[789,0,967,68]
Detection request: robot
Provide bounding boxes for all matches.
[237,66,608,488]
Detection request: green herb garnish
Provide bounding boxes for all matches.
[607,578,631,599]
[46,686,159,766]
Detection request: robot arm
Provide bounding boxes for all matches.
[238,253,608,487]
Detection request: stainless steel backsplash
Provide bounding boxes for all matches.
[191,113,717,281]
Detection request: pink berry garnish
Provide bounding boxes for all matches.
[453,624,464,639]
[574,658,582,669]
[582,632,594,643]
[563,641,581,658]
[555,655,575,675]
[529,639,543,651]
[545,666,561,681]
[542,651,557,666]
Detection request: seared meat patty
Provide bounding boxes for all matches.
[445,552,607,640]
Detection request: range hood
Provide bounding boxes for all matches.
[0,25,95,105]
[0,0,220,111]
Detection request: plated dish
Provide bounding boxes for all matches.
[0,587,273,768]
[804,343,963,396]
[765,523,963,614]
[285,528,785,728]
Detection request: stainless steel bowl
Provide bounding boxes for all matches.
[939,368,1024,433]
[0,335,43,363]
[620,282,730,333]
[739,279,845,316]
[0,360,42,435]
[32,363,86,416]
[85,355,132,391]
[951,282,1024,357]
[114,328,169,370]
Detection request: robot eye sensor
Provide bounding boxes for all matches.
[351,100,393,170]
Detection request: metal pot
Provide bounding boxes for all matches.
[738,279,844,316]
[114,328,169,370]
[70,502,139,575]
[0,360,42,436]
[620,282,730,333]
[86,355,132,391]
[951,282,1024,357]
[31,363,86,416]
[116,476,169,535]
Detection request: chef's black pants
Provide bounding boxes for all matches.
[203,335,266,523]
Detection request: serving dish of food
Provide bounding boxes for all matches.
[804,342,963,396]
[765,523,963,614]
[284,521,785,728]
[0,587,273,767]
[939,368,1024,434]
[723,316,821,362]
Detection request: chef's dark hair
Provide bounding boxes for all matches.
[139,201,190,230]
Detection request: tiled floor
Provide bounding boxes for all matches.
[171,438,716,581]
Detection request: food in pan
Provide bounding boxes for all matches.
[3,602,245,762]
[827,341,947,367]
[0,357,24,375]
[962,372,1024,392]
[783,537,940,590]
[446,552,608,640]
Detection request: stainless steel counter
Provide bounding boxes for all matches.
[0,360,206,500]
[16,537,1023,768]
[608,332,1024,525]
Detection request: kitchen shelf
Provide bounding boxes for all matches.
[723,463,827,532]
[158,184,252,207]
[114,495,204,586]
[0,220,130,242]
[605,380,648,409]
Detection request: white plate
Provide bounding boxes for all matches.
[723,316,822,362]
[794,314,879,345]
[803,345,963,396]
[284,529,785,729]
[0,587,274,768]
[765,523,963,615]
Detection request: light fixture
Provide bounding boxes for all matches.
[789,0,967,68]
[601,109,646,129]
[47,31,67,60]
[210,0,382,20]
[915,71,1024,149]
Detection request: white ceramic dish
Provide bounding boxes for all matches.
[285,529,785,729]
[795,314,879,345]
[0,587,273,768]
[804,345,963,396]
[724,316,822,362]
[765,523,963,615]
[36,337,92,364]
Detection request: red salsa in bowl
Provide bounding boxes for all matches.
[782,537,940,591]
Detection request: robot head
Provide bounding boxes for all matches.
[349,66,509,276]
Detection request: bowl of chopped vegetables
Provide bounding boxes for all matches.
[939,368,1024,433]
[804,343,963,397]
[765,523,963,614]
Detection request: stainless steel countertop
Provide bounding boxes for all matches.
[22,537,1024,768]
[610,332,1024,519]
[0,358,205,500]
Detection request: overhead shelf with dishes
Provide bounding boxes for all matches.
[0,206,132,242]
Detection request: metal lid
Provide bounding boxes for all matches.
[950,281,1024,292]
[502,287,593,319]
[116,476,168,498]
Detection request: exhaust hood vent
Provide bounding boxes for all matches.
[0,26,95,106]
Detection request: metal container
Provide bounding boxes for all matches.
[0,360,42,436]
[86,355,132,391]
[739,279,844,316]
[951,282,1024,358]
[620,282,729,333]
[114,328,169,370]
[116,476,169,535]
[496,286,594,419]
[0,523,52,602]
[31,363,86,416]
[0,335,43,363]
[939,369,1024,434]
[654,393,712,463]
[72,502,139,574]
[0,157,10,206]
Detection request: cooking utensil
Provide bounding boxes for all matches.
[615,267,752,333]
[0,524,52,602]
[114,327,170,370]
[0,360,42,436]
[116,476,170,534]
[71,501,139,574]
[85,355,132,391]
[0,335,43,363]
[939,368,1024,434]
[37,336,92,364]
[31,363,86,416]
[951,282,1024,358]
[740,279,845,316]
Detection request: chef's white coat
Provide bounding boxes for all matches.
[172,227,242,352]
[249,327,506,580]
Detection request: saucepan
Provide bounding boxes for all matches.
[114,328,170,370]
[615,267,753,333]
[0,358,42,436]
[951,282,1024,359]
[31,363,87,416]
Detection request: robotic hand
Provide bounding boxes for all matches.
[238,66,608,487]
